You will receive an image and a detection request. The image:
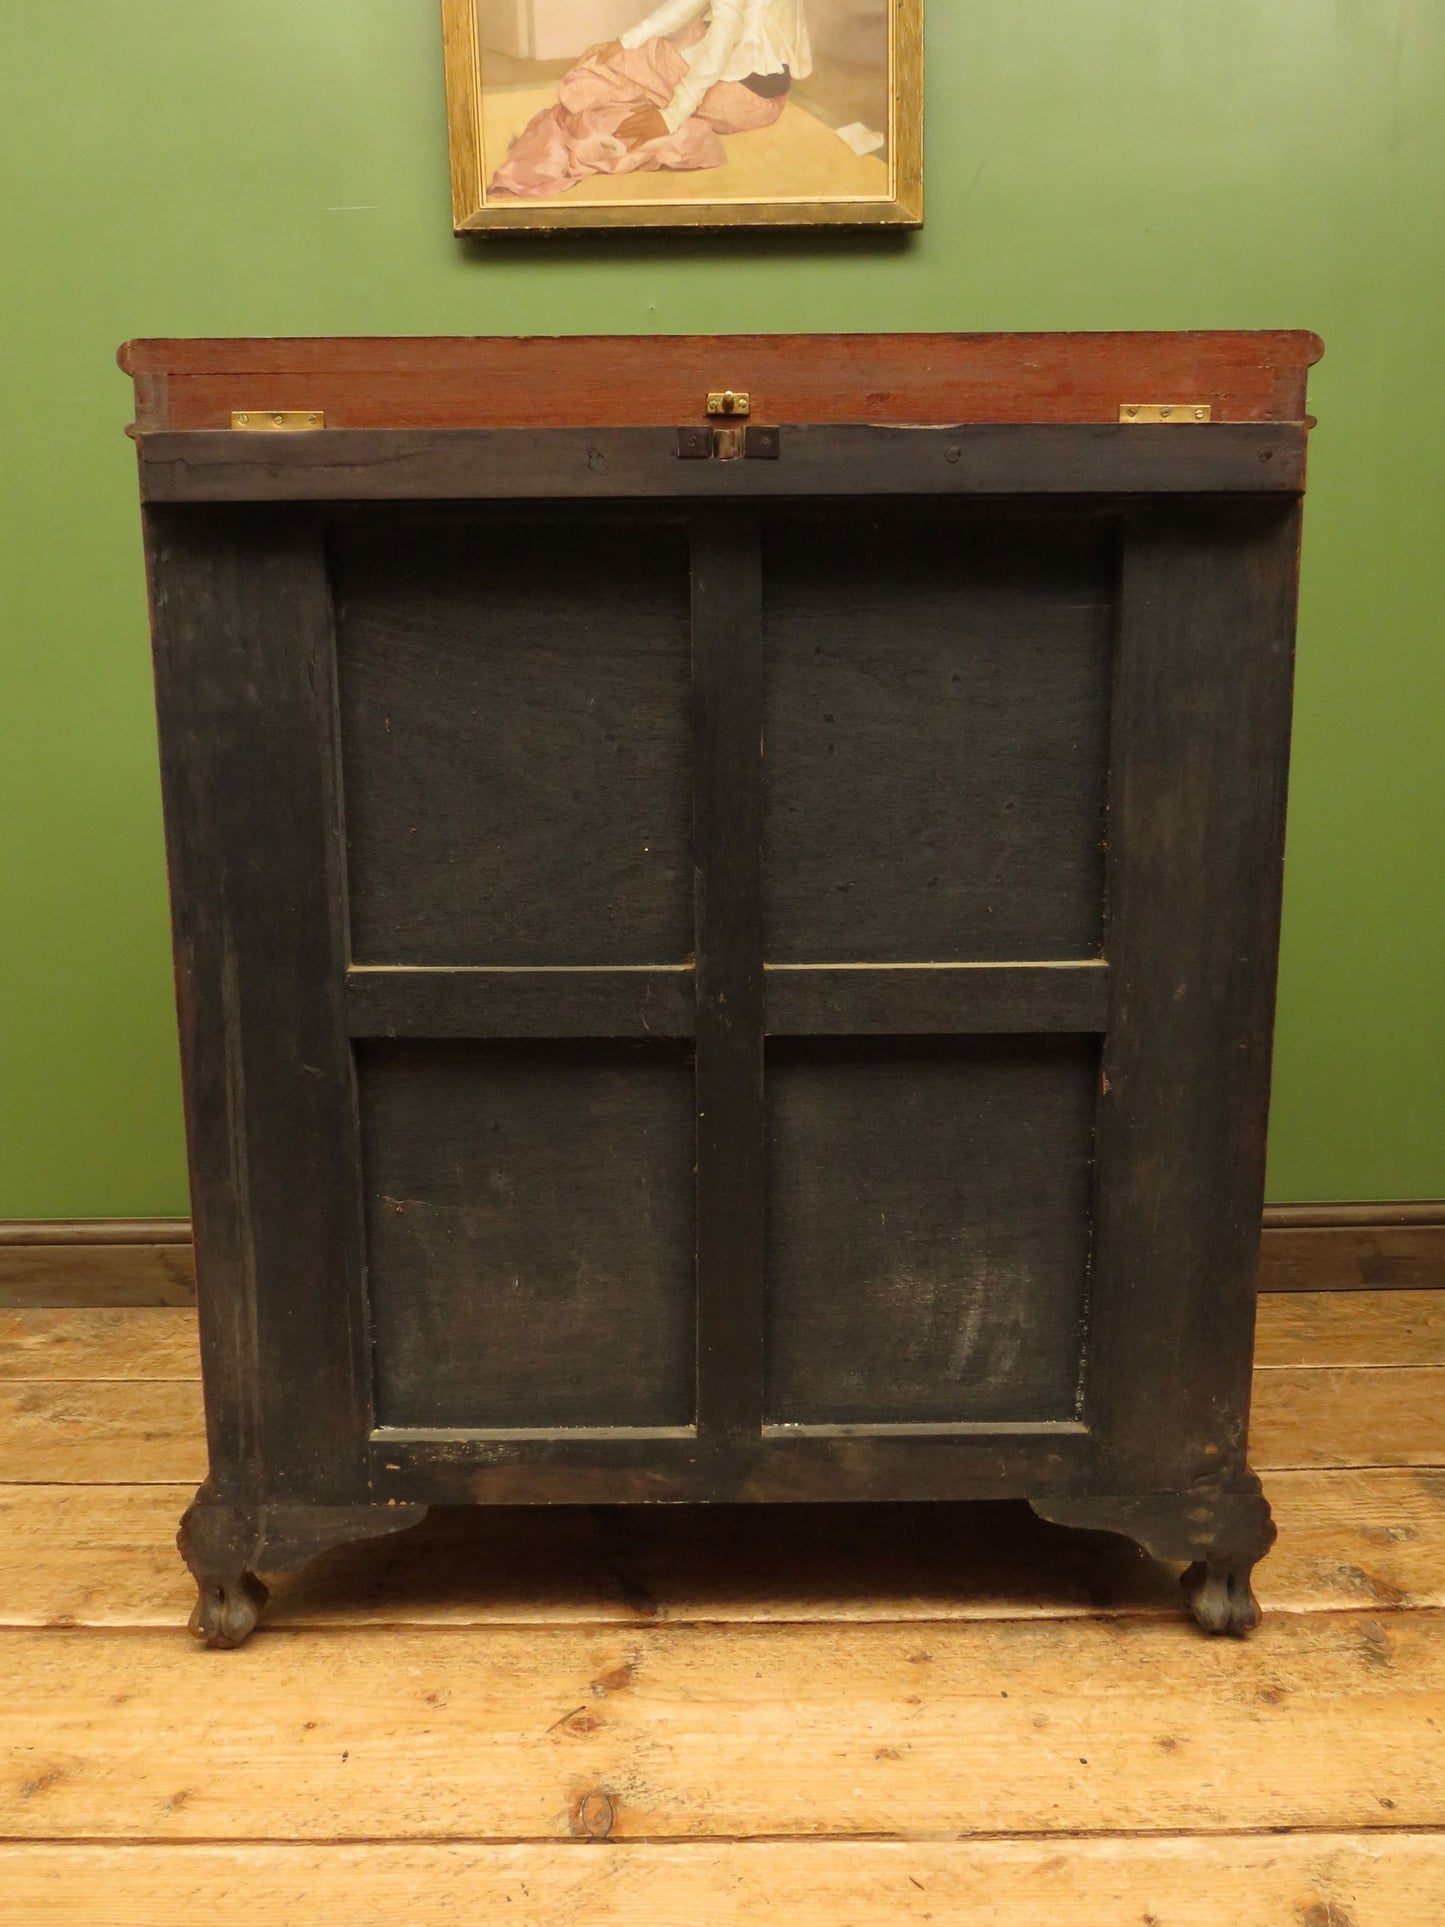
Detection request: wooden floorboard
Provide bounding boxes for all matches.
[0,1307,200,1380]
[2,1293,1444,1919]
[1251,1368,1445,1469]
[1253,1290,1445,1367]
[3,1834,1444,1926]
[3,1467,1444,1629]
[8,1291,1441,1383]
[2,1368,1443,1481]
[0,1381,206,1484]
[5,1611,1445,1840]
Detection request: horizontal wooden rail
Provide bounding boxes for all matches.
[345,961,1110,1041]
[137,423,1308,503]
[765,961,1109,1035]
[346,965,696,1039]
[4,1209,1440,1309]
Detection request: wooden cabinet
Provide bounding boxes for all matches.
[120,331,1321,1646]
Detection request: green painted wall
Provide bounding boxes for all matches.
[1,1,1441,1215]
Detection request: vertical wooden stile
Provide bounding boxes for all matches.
[691,507,767,1443]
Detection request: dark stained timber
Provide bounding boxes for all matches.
[358,1040,698,1430]
[137,423,1309,503]
[346,966,697,1039]
[333,510,694,968]
[128,338,1315,1644]
[762,512,1115,965]
[691,508,768,1443]
[1086,500,1303,1489]
[765,1037,1099,1427]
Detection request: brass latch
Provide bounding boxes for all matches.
[677,423,780,463]
[230,410,326,431]
[1119,403,1212,423]
[706,390,751,417]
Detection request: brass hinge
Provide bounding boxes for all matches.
[1119,403,1212,424]
[230,409,326,431]
[706,389,751,417]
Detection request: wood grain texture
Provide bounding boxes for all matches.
[762,513,1114,964]
[3,1835,1443,1926]
[0,1309,199,1381]
[1251,1368,1445,1470]
[1259,1221,1445,1291]
[0,1243,196,1308]
[333,511,694,969]
[4,1611,1443,1840]
[358,1041,697,1430]
[145,505,372,1504]
[347,967,698,1040]
[1254,1291,1445,1368]
[9,1213,1435,1308]
[1087,501,1302,1488]
[5,1468,1445,1630]
[136,423,1309,505]
[11,1361,1438,1490]
[118,331,1324,431]
[765,1038,1097,1424]
[0,1382,206,1484]
[692,510,766,1443]
[763,961,1111,1034]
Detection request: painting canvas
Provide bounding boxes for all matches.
[442,0,922,229]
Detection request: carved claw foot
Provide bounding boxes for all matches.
[188,1570,269,1649]
[1182,1559,1263,1637]
[177,1488,429,1650]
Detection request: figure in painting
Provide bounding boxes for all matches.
[490,0,813,198]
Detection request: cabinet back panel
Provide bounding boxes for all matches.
[762,513,1114,963]
[359,1040,697,1428]
[333,512,694,967]
[765,1036,1097,1425]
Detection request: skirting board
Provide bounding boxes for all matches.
[0,1220,196,1308]
[0,1206,1441,1308]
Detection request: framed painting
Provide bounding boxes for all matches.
[442,0,923,230]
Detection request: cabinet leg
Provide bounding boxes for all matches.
[1029,1469,1275,1637]
[1181,1557,1264,1636]
[177,1488,428,1649]
[188,1570,269,1650]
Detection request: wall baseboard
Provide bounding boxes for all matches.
[1,1207,1442,1308]
[1257,1203,1445,1293]
[0,1220,196,1307]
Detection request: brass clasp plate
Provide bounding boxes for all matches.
[706,390,751,417]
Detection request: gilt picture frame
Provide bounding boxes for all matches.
[442,0,922,231]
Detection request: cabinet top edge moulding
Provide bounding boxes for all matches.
[118,330,1324,435]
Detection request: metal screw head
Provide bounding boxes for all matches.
[272,413,285,426]
[1194,406,1207,420]
[237,412,249,425]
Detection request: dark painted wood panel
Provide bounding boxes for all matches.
[119,330,1323,430]
[765,1038,1098,1426]
[332,511,693,967]
[144,506,370,1500]
[764,964,1110,1034]
[359,1041,697,1429]
[138,424,1309,504]
[763,514,1114,963]
[691,510,767,1441]
[346,967,696,1039]
[1087,501,1303,1484]
[367,1426,1091,1506]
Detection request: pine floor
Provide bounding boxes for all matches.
[2,1290,1444,1923]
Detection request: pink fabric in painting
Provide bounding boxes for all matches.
[489,33,787,199]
